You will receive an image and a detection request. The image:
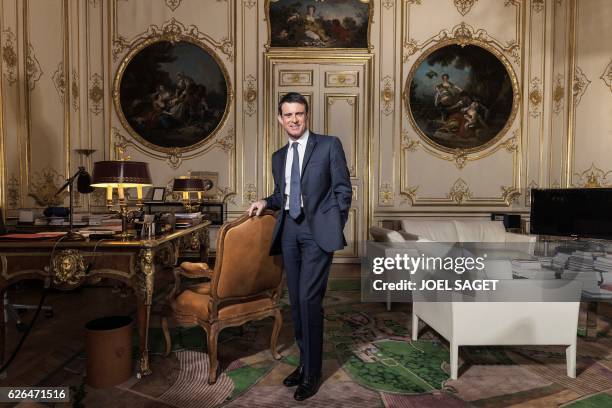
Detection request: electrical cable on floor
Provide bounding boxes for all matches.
[0,234,69,376]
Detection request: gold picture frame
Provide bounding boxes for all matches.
[265,0,373,52]
[113,34,232,154]
[403,39,519,155]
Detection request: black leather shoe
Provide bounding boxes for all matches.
[294,374,321,401]
[283,365,303,387]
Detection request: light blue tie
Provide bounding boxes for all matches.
[289,142,301,219]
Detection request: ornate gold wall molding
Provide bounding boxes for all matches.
[378,183,394,205]
[112,16,234,62]
[532,0,545,13]
[28,166,68,207]
[400,179,519,207]
[601,59,612,93]
[89,73,103,115]
[525,180,538,207]
[279,70,313,86]
[383,0,395,10]
[165,0,182,11]
[243,74,257,116]
[573,66,591,106]
[7,175,20,209]
[243,183,257,204]
[243,0,256,9]
[553,73,564,114]
[324,94,359,178]
[71,70,79,111]
[1,28,18,85]
[447,178,472,204]
[325,71,359,88]
[26,43,42,91]
[214,128,235,153]
[381,76,394,115]
[52,62,66,102]
[572,163,612,188]
[528,77,543,117]
[403,22,521,65]
[454,0,478,16]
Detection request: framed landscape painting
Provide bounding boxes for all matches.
[114,37,231,153]
[267,0,371,49]
[404,40,518,153]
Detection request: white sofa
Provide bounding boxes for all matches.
[400,218,535,246]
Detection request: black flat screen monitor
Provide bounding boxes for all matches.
[530,188,612,239]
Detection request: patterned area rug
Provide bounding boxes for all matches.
[35,279,612,407]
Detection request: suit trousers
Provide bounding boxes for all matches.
[281,213,333,377]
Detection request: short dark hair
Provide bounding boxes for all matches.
[278,92,309,115]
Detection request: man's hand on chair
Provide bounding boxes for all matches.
[247,200,267,216]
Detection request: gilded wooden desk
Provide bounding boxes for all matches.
[0,222,210,377]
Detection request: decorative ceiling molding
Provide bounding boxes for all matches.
[573,66,591,106]
[1,28,17,85]
[403,22,520,65]
[601,59,612,93]
[454,0,478,16]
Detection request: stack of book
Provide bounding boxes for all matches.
[567,250,594,271]
[594,255,612,273]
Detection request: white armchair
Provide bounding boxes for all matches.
[411,279,582,379]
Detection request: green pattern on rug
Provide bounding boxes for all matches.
[327,308,449,394]
[226,364,272,399]
[348,339,449,393]
[564,393,612,407]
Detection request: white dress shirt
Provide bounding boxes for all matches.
[284,130,309,209]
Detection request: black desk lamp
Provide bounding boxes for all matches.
[55,166,95,241]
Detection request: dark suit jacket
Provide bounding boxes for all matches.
[265,132,352,254]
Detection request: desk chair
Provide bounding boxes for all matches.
[0,209,53,331]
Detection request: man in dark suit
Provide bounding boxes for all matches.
[248,92,352,401]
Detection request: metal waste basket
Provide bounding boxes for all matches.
[85,316,133,388]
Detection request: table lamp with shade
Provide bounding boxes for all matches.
[172,177,208,212]
[91,160,152,239]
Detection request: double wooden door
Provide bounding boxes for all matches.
[265,55,373,261]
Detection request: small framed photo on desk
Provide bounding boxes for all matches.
[150,187,166,202]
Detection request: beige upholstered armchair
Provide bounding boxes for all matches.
[161,210,284,384]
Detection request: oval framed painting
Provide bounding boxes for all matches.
[404,40,519,154]
[113,36,232,153]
